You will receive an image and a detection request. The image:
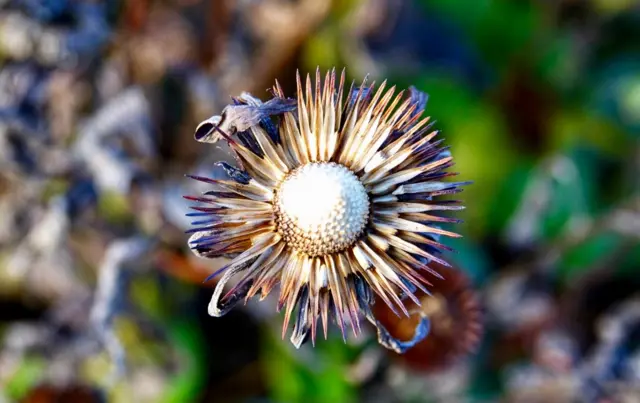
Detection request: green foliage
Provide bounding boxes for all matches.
[160,320,208,403]
[618,242,640,276]
[98,191,132,224]
[557,232,625,283]
[262,329,357,403]
[302,27,342,71]
[420,0,542,70]
[410,73,518,237]
[3,356,46,400]
[486,161,536,235]
[548,108,630,155]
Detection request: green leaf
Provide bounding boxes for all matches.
[618,242,640,276]
[547,108,630,156]
[302,27,342,72]
[536,34,582,92]
[494,146,609,245]
[129,277,164,319]
[590,57,640,137]
[4,356,46,400]
[160,320,208,403]
[419,0,541,70]
[262,331,304,403]
[557,232,624,283]
[98,191,132,224]
[262,330,356,403]
[486,161,536,235]
[540,147,608,239]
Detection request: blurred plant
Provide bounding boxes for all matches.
[21,383,105,403]
[0,0,638,402]
[374,264,482,373]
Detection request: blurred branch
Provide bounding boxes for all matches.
[222,0,332,95]
[503,149,639,273]
[505,155,590,247]
[511,196,639,274]
[90,237,151,380]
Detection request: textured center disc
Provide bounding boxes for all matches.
[274,162,370,257]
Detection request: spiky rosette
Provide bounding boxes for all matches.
[185,68,470,351]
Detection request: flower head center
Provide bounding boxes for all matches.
[274,162,370,257]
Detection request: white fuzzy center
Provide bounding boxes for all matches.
[274,162,370,256]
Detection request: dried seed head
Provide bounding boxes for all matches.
[186,68,471,350]
[274,162,369,257]
[374,264,482,370]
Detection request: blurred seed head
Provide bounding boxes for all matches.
[374,264,482,371]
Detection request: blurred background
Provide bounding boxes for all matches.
[0,0,639,402]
